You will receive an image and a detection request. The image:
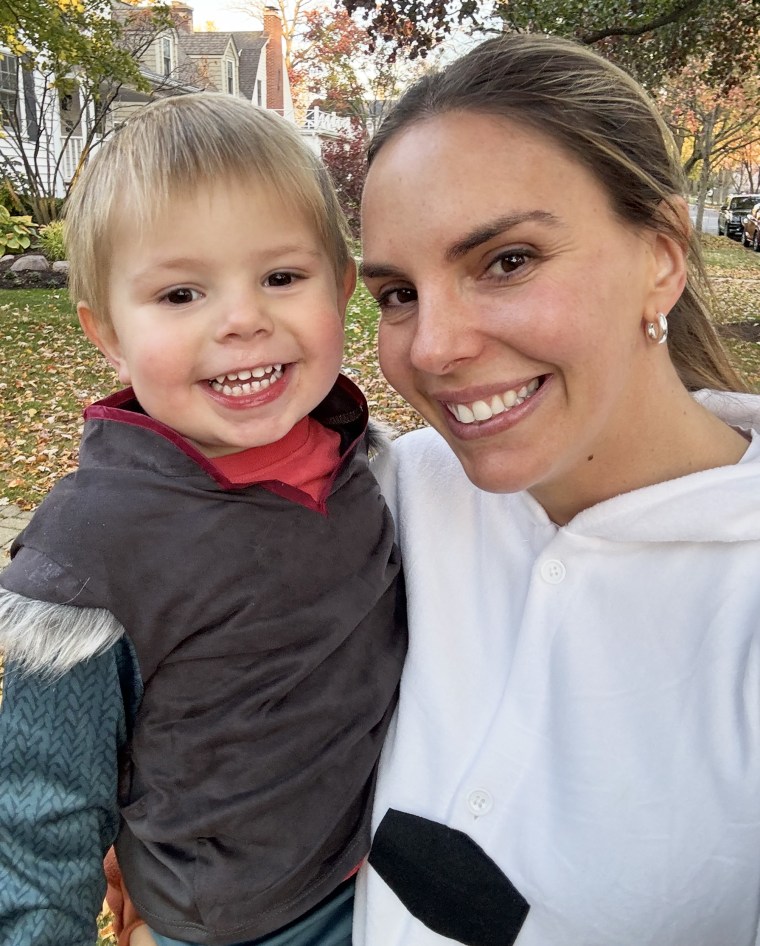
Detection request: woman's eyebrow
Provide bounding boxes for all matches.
[360,211,562,280]
[359,261,406,280]
[445,211,562,261]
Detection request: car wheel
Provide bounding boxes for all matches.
[718,221,724,235]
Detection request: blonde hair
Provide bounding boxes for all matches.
[368,34,746,393]
[65,93,352,324]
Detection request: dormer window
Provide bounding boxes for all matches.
[226,58,235,95]
[160,35,173,77]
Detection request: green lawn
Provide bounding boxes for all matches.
[1,234,758,510]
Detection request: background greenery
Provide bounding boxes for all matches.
[1,233,759,510]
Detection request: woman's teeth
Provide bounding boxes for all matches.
[210,364,283,396]
[446,378,540,424]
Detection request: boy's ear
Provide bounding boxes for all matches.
[337,259,357,322]
[77,302,132,385]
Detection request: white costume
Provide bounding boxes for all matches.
[355,391,760,946]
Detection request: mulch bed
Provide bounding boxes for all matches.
[0,253,68,289]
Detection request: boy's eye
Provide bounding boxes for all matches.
[161,287,201,305]
[265,272,295,287]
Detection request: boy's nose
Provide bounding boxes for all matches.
[216,296,274,341]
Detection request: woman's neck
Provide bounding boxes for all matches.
[531,380,749,526]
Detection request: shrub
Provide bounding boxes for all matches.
[37,220,67,262]
[0,206,37,255]
[0,178,27,214]
[321,123,368,240]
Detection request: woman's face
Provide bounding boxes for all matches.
[361,112,685,516]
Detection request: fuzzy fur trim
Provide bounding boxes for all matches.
[366,418,397,460]
[0,588,124,678]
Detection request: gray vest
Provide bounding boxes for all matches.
[1,377,406,945]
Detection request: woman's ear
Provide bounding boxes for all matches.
[77,302,132,385]
[649,197,689,314]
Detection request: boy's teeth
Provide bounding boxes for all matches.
[210,364,284,396]
[447,378,540,425]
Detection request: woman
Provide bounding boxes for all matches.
[355,33,760,946]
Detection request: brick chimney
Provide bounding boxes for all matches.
[170,1,194,33]
[263,6,284,115]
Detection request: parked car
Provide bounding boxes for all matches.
[718,193,760,239]
[741,202,760,251]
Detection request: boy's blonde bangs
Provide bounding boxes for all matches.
[64,93,351,323]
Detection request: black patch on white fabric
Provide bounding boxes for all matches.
[368,808,530,946]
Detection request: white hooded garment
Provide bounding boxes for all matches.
[356,391,760,946]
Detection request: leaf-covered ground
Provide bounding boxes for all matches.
[701,234,760,388]
[1,233,758,510]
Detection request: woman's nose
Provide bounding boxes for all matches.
[409,288,483,375]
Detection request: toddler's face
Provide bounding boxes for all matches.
[79,181,354,457]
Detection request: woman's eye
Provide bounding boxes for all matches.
[488,251,530,277]
[161,287,201,305]
[377,287,417,309]
[266,272,295,287]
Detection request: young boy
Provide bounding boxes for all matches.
[0,94,406,946]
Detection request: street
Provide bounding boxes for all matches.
[689,202,719,234]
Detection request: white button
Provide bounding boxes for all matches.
[540,559,566,583]
[466,788,493,817]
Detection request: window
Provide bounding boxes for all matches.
[59,89,82,137]
[226,58,235,95]
[732,196,758,212]
[257,79,263,107]
[0,54,18,127]
[160,36,172,77]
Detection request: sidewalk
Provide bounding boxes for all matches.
[1,502,33,563]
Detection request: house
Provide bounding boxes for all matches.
[0,1,295,202]
[128,3,295,121]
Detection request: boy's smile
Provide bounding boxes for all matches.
[208,363,284,398]
[79,181,354,457]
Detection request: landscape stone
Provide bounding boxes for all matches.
[52,260,70,273]
[10,254,50,272]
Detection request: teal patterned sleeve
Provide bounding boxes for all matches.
[0,646,126,946]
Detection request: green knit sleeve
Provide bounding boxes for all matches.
[0,644,127,946]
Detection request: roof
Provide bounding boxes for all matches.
[178,33,238,57]
[174,30,267,101]
[230,32,267,100]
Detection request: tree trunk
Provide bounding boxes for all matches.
[693,107,717,233]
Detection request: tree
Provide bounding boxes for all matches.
[1,1,159,87]
[292,5,424,236]
[657,61,760,229]
[0,1,171,222]
[339,0,759,90]
[228,0,316,78]
[734,140,760,193]
[292,4,420,129]
[320,119,367,237]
